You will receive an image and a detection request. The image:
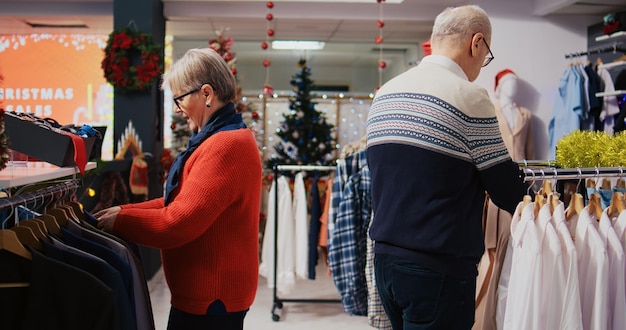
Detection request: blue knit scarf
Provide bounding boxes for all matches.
[164,102,246,206]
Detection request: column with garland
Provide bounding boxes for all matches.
[266,59,336,168]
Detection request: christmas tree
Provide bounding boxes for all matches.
[266,59,336,169]
[169,113,192,157]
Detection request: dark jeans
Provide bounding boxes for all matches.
[167,300,248,330]
[374,254,475,330]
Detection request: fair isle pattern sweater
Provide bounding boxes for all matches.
[114,128,262,315]
[367,55,527,278]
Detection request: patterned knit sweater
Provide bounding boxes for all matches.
[114,128,262,315]
[367,55,527,278]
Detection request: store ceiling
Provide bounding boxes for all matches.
[0,0,625,67]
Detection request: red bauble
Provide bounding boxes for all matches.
[377,20,385,28]
[266,1,274,9]
[261,41,268,50]
[170,124,176,130]
[252,111,259,119]
[262,59,271,67]
[266,174,274,182]
[379,60,387,69]
[267,29,275,37]
[375,36,383,44]
[266,13,274,21]
[224,54,232,61]
[231,68,237,75]
[262,84,274,96]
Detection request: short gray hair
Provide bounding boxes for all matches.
[431,5,491,46]
[162,48,236,103]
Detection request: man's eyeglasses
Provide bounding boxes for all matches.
[173,88,199,109]
[482,38,494,67]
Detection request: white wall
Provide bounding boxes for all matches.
[474,13,595,159]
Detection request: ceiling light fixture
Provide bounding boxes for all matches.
[271,40,326,50]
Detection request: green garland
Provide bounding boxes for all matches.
[556,130,626,168]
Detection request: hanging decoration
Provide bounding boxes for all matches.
[556,130,626,168]
[375,0,386,93]
[261,1,275,96]
[101,28,163,92]
[209,28,238,79]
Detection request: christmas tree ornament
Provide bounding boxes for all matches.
[379,61,387,69]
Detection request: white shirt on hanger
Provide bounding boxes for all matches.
[568,208,609,330]
[293,172,309,279]
[536,203,567,330]
[503,202,542,330]
[597,209,626,330]
[550,201,583,330]
[259,176,296,294]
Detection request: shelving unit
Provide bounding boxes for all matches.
[0,161,96,189]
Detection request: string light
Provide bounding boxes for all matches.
[261,1,275,96]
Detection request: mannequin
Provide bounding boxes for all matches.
[492,69,534,161]
[474,70,535,330]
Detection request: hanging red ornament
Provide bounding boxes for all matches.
[267,1,274,9]
[263,59,271,67]
[231,68,237,75]
[262,84,274,96]
[266,174,274,182]
[261,41,268,50]
[377,20,385,28]
[379,60,387,69]
[267,29,275,37]
[266,13,274,21]
[375,36,383,44]
[170,123,176,130]
[252,111,259,119]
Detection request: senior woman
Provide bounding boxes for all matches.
[95,48,262,330]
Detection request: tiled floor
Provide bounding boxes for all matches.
[147,266,371,329]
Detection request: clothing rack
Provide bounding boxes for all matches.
[521,166,626,182]
[270,164,339,322]
[0,180,78,219]
[564,43,626,59]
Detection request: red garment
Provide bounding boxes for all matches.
[114,129,262,315]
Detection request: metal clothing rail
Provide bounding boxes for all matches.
[564,43,626,59]
[0,180,79,228]
[270,164,339,322]
[521,166,626,182]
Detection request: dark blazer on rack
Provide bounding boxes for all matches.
[21,249,117,330]
[42,239,136,330]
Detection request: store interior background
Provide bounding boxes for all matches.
[1,0,625,161]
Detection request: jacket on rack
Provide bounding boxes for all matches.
[328,149,371,316]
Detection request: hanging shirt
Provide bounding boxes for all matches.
[535,204,567,330]
[259,176,296,294]
[597,66,621,133]
[549,67,583,160]
[503,202,542,330]
[293,172,309,279]
[567,209,609,330]
[550,202,583,330]
[597,209,626,330]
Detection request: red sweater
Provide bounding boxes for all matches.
[114,128,262,315]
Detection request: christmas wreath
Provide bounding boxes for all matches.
[101,28,163,92]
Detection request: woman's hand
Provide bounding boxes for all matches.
[94,206,122,233]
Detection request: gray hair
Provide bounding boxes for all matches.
[162,48,236,103]
[431,5,491,46]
